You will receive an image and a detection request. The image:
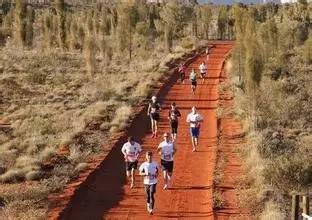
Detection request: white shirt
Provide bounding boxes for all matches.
[121,142,142,162]
[186,112,203,128]
[199,64,207,73]
[139,162,158,185]
[158,141,174,161]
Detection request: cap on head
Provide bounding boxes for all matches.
[171,102,176,107]
[146,151,153,156]
[151,96,157,101]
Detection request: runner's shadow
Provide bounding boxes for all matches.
[157,210,214,218]
[169,185,212,191]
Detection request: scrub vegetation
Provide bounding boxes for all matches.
[0,0,223,218]
[0,0,311,219]
[228,1,312,219]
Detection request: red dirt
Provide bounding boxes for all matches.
[48,42,248,219]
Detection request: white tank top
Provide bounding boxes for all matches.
[158,141,174,162]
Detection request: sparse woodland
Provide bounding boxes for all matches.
[0,0,311,219]
[228,2,312,219]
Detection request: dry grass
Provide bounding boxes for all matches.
[259,201,286,220]
[232,30,312,219]
[0,32,195,218]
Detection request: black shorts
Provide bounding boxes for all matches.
[170,121,178,134]
[200,72,206,77]
[180,72,185,80]
[150,113,160,121]
[161,159,174,173]
[191,80,197,87]
[125,161,138,171]
[144,183,157,194]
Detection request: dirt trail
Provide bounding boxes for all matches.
[49,42,247,220]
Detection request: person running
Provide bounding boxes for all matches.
[205,46,210,61]
[139,151,159,215]
[147,96,161,138]
[121,136,142,189]
[199,62,207,82]
[178,62,187,84]
[186,106,204,152]
[168,102,181,140]
[189,69,197,94]
[157,132,176,190]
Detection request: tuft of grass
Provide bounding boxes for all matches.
[38,147,56,163]
[75,163,88,173]
[109,105,132,133]
[15,155,39,168]
[25,170,43,181]
[259,201,285,220]
[0,169,25,183]
[213,191,224,210]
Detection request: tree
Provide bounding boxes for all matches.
[164,24,173,52]
[244,15,264,130]
[116,2,138,60]
[25,5,35,47]
[55,0,66,49]
[233,4,246,39]
[199,5,212,40]
[159,0,186,37]
[159,0,187,50]
[14,0,27,47]
[84,33,96,77]
[42,11,53,49]
[303,34,312,64]
[217,6,228,40]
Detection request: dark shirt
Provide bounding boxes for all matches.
[168,109,181,122]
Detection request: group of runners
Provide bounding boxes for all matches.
[121,48,210,215]
[178,55,208,94]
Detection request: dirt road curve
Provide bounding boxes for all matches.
[50,42,248,220]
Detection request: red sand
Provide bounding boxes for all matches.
[49,42,248,220]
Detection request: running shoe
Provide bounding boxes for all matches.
[163,184,168,190]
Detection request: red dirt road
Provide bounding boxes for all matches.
[51,42,247,219]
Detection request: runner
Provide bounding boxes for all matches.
[178,62,187,84]
[199,61,207,82]
[147,96,161,138]
[121,136,142,189]
[186,106,204,152]
[157,132,176,190]
[205,46,210,61]
[139,151,159,215]
[168,102,181,140]
[189,69,197,94]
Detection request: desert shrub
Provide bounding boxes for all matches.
[26,71,47,84]
[260,201,286,220]
[180,36,194,50]
[258,132,296,159]
[303,34,312,64]
[109,104,132,132]
[0,169,25,183]
[75,163,88,173]
[25,170,43,181]
[38,147,56,163]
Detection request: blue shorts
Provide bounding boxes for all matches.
[190,127,200,138]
